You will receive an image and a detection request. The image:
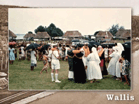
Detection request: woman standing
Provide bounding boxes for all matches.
[107,47,120,77]
[97,45,108,76]
[72,44,86,84]
[20,44,25,60]
[9,45,15,64]
[115,43,124,80]
[86,47,102,83]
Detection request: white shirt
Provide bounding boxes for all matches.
[48,50,59,60]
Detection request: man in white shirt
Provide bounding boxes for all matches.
[48,44,61,83]
[30,48,37,71]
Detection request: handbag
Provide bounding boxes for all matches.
[52,51,60,60]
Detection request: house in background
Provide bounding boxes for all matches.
[24,33,35,41]
[63,30,83,40]
[95,31,113,43]
[34,32,50,41]
[115,29,131,40]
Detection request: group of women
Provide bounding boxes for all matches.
[67,43,130,85]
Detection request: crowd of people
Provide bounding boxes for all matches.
[9,41,131,85]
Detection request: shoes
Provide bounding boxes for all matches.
[0,72,7,77]
[55,80,61,83]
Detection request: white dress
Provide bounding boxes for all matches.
[116,60,121,77]
[86,53,102,80]
[115,46,123,78]
[107,52,120,76]
[31,51,37,64]
[21,46,25,57]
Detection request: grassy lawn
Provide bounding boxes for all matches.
[9,59,130,90]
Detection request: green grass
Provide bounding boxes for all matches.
[9,59,130,90]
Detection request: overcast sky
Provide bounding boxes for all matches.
[9,8,131,35]
[0,0,139,15]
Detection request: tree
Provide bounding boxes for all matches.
[28,31,33,34]
[119,26,125,30]
[46,23,64,38]
[34,23,64,39]
[109,24,125,36]
[46,23,56,36]
[109,24,119,36]
[34,25,46,33]
[55,28,64,36]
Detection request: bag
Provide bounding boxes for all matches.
[52,51,60,60]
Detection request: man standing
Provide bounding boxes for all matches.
[48,44,61,83]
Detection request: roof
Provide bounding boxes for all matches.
[115,29,131,39]
[34,32,50,39]
[24,33,35,38]
[9,30,17,38]
[95,31,113,38]
[63,31,82,38]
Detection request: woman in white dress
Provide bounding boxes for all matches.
[115,43,124,80]
[20,45,25,60]
[107,47,120,77]
[86,47,102,83]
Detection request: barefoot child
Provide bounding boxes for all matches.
[119,55,130,85]
[40,51,48,74]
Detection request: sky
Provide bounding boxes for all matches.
[0,0,139,15]
[9,8,131,35]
